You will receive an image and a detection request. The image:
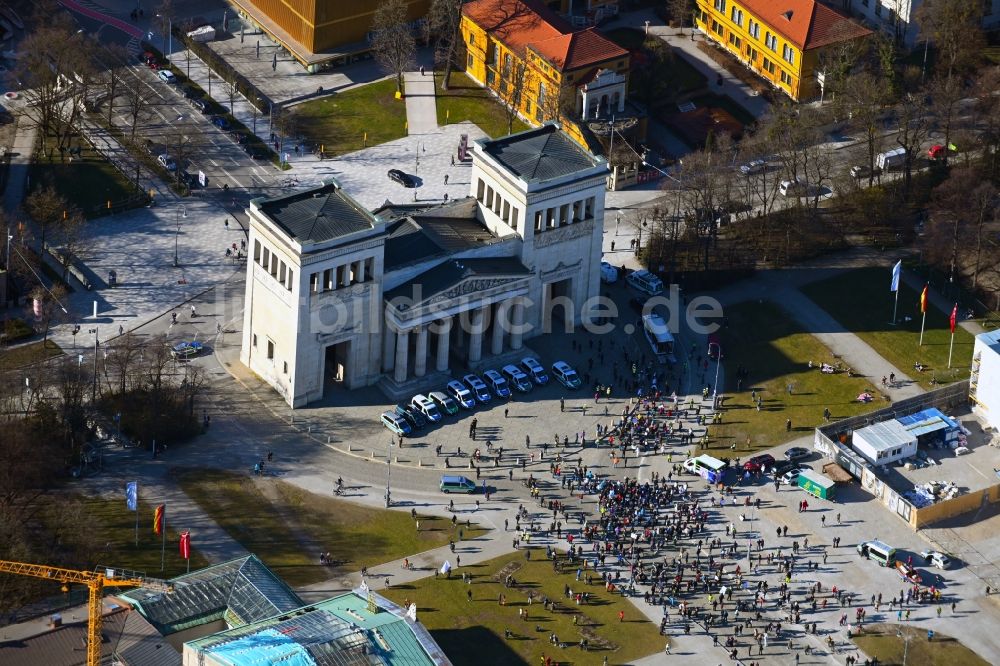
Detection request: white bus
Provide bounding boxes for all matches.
[683,455,728,483]
[642,313,676,363]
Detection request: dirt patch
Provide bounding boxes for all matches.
[491,561,523,583]
[579,625,619,651]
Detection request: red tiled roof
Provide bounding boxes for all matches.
[463,0,627,71]
[736,0,871,50]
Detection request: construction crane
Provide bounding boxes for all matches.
[0,560,173,666]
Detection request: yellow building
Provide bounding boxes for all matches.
[694,0,870,101]
[230,0,429,71]
[460,0,630,130]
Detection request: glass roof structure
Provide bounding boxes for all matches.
[119,555,303,635]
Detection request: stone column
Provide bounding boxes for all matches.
[339,265,351,288]
[468,307,485,364]
[414,326,428,378]
[393,329,409,383]
[435,318,452,372]
[354,259,365,284]
[382,327,396,373]
[491,302,507,356]
[510,299,524,351]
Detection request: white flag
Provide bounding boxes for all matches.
[890,260,901,293]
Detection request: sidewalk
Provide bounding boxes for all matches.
[610,10,769,120]
[403,71,439,134]
[3,113,36,215]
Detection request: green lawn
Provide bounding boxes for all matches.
[436,71,529,138]
[31,138,138,218]
[40,494,209,580]
[382,550,664,666]
[604,27,647,50]
[0,340,63,371]
[712,301,878,454]
[175,469,484,588]
[853,623,990,666]
[288,78,408,157]
[800,267,975,386]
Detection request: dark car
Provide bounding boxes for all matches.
[192,99,209,113]
[393,404,425,429]
[182,86,198,100]
[784,446,811,462]
[387,168,416,187]
[211,116,231,131]
[771,459,797,476]
[180,170,202,188]
[743,453,776,473]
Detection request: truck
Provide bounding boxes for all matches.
[797,468,836,500]
[876,147,906,171]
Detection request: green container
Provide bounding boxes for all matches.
[798,469,836,500]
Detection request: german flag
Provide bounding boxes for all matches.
[153,505,165,536]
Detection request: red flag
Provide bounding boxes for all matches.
[920,284,928,314]
[949,304,958,334]
[153,505,164,536]
[179,531,190,560]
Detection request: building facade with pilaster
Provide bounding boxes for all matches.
[241,123,608,407]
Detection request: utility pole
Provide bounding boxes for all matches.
[385,438,392,508]
[89,327,99,403]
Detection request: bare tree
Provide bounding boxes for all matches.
[427,0,464,90]
[667,0,693,30]
[124,81,148,141]
[893,92,931,197]
[25,185,68,251]
[915,0,985,83]
[974,67,1000,180]
[498,58,529,135]
[27,283,68,345]
[371,0,416,94]
[840,71,890,186]
[98,43,131,128]
[227,78,238,116]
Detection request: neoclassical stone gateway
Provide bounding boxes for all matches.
[240,124,609,407]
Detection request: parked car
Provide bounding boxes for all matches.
[551,361,581,389]
[211,115,231,131]
[927,144,946,160]
[387,168,416,187]
[781,466,804,484]
[411,394,442,423]
[784,446,811,462]
[380,411,412,436]
[483,369,511,398]
[157,69,177,84]
[393,404,425,430]
[429,390,459,416]
[462,374,491,403]
[919,550,952,569]
[520,357,549,385]
[181,86,198,99]
[779,179,808,197]
[157,154,177,171]
[501,364,532,393]
[180,170,201,188]
[192,99,209,113]
[739,159,768,175]
[849,164,880,179]
[600,261,619,284]
[446,380,476,409]
[743,453,776,473]
[170,340,204,358]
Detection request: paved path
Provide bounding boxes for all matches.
[611,9,770,120]
[3,114,37,215]
[403,71,439,134]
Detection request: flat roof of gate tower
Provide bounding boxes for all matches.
[478,123,605,183]
[255,179,378,245]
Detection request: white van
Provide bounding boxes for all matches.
[779,179,808,197]
[625,269,663,296]
[876,148,906,171]
[857,539,897,567]
[410,394,442,422]
[501,364,533,392]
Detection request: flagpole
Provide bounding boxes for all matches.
[161,504,166,572]
[892,288,899,326]
[919,310,926,346]
[948,330,955,369]
[135,497,139,547]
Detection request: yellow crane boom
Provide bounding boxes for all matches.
[0,559,173,666]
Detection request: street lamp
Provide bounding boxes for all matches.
[385,438,393,508]
[173,206,187,267]
[156,14,173,58]
[709,341,722,409]
[88,328,99,403]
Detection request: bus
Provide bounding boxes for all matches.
[642,313,676,363]
[684,455,728,483]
